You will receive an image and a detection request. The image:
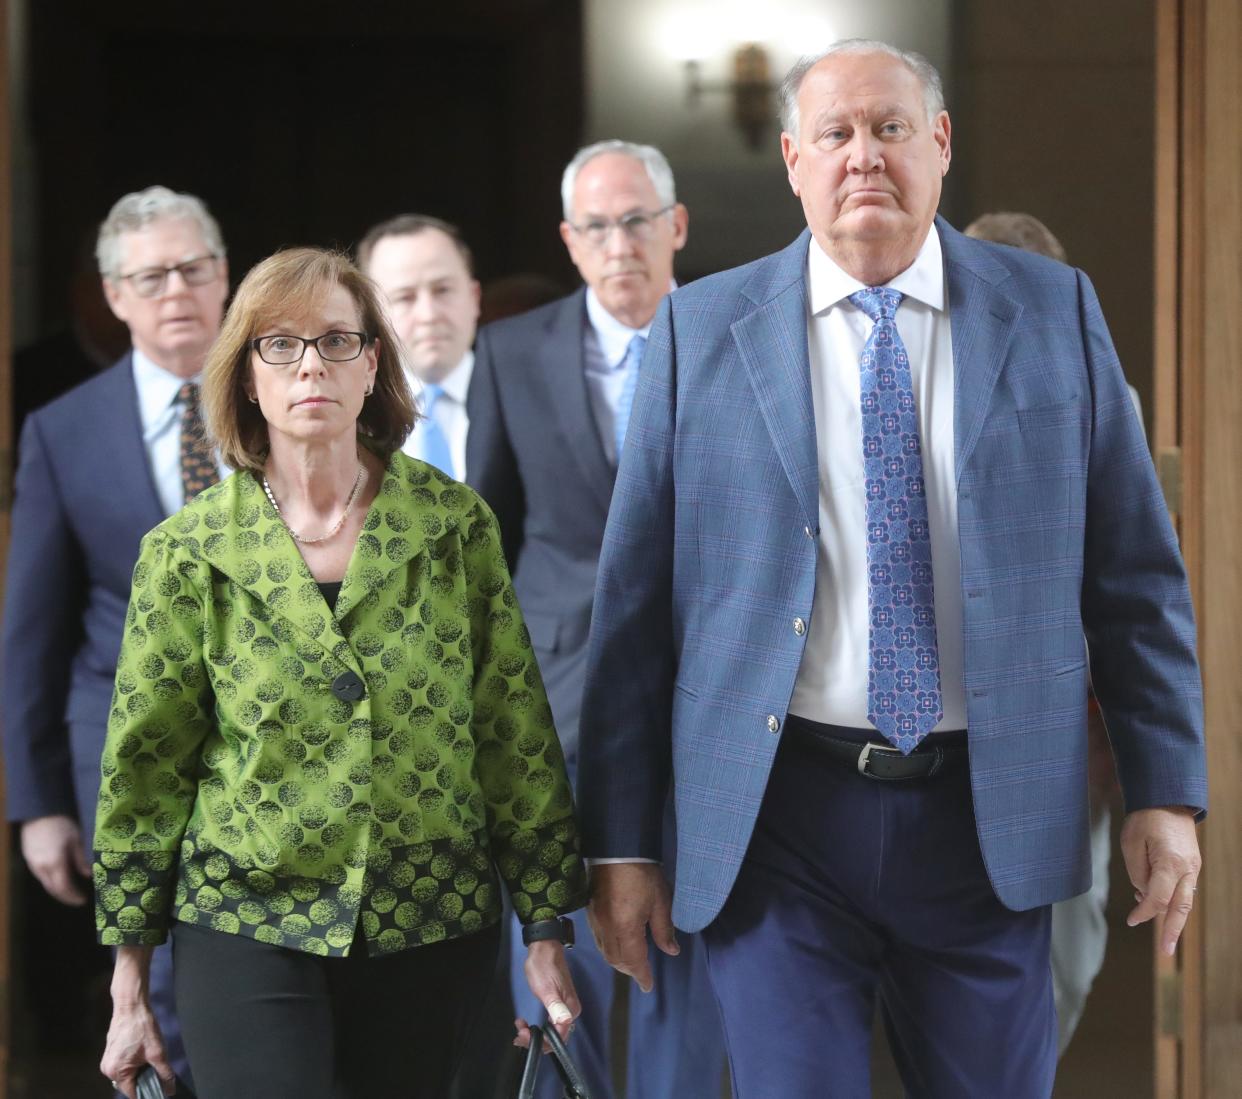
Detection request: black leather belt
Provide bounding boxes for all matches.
[787,716,967,781]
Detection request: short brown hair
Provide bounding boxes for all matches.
[355,214,475,276]
[963,212,1067,263]
[203,247,418,473]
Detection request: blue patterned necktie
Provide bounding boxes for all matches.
[850,288,942,753]
[614,333,647,459]
[419,383,455,478]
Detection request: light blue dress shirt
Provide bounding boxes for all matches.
[583,287,670,466]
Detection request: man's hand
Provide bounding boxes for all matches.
[21,814,90,906]
[586,863,678,993]
[1121,806,1201,955]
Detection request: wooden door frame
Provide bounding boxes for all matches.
[1152,0,1242,1095]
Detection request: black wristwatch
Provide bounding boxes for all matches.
[521,916,575,949]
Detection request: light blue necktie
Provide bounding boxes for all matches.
[614,333,647,459]
[850,288,942,754]
[419,384,455,478]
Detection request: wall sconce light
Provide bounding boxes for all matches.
[684,42,774,150]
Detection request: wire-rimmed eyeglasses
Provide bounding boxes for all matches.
[567,205,674,248]
[249,330,373,366]
[115,254,222,298]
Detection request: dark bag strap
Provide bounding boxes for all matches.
[517,1021,594,1099]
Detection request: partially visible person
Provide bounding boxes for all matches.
[9,226,132,1058]
[468,139,726,1099]
[358,215,480,480]
[963,211,1067,262]
[964,209,1121,1054]
[2,184,231,1096]
[93,247,586,1099]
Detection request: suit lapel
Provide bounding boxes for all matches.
[540,290,615,513]
[186,471,364,677]
[939,219,1024,484]
[185,455,463,679]
[731,233,819,529]
[110,355,167,529]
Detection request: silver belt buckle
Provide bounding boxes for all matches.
[856,740,902,777]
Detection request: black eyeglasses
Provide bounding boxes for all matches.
[115,254,221,298]
[249,330,373,366]
[567,205,674,248]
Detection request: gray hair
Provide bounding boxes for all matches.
[96,185,226,278]
[779,39,945,140]
[560,140,677,221]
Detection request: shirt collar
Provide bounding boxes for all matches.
[584,285,673,369]
[411,351,474,404]
[131,347,199,434]
[807,224,946,316]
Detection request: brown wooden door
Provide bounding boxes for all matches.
[1152,0,1242,1094]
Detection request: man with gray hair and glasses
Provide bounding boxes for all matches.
[2,184,229,1096]
[577,40,1205,1096]
[467,140,725,1098]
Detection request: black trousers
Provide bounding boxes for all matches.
[172,919,502,1099]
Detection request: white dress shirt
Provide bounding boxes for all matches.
[582,289,660,466]
[403,351,474,480]
[132,349,228,518]
[789,227,967,731]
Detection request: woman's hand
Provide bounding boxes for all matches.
[99,947,176,1097]
[514,939,581,1048]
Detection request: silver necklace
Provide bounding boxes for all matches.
[262,463,367,544]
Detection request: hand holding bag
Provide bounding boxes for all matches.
[517,1019,593,1099]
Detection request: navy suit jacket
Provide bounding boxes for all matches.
[578,219,1207,930]
[2,355,166,826]
[466,289,615,763]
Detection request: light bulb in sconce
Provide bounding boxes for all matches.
[684,42,774,150]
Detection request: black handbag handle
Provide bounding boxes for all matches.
[517,1020,594,1099]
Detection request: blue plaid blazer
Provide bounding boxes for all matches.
[578,218,1206,931]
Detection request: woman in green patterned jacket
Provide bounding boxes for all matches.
[96,248,587,1098]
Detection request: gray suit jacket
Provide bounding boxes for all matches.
[466,289,612,763]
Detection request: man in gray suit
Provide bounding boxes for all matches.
[468,140,724,1099]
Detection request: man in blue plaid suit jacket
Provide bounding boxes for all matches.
[577,40,1206,1098]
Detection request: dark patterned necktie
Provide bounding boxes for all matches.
[178,382,219,501]
[850,288,942,753]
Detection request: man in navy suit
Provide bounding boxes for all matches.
[468,141,725,1098]
[2,185,229,1094]
[578,42,1206,1097]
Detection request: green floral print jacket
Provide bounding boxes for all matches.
[93,453,586,957]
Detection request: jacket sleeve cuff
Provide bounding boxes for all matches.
[492,816,588,924]
[93,850,177,946]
